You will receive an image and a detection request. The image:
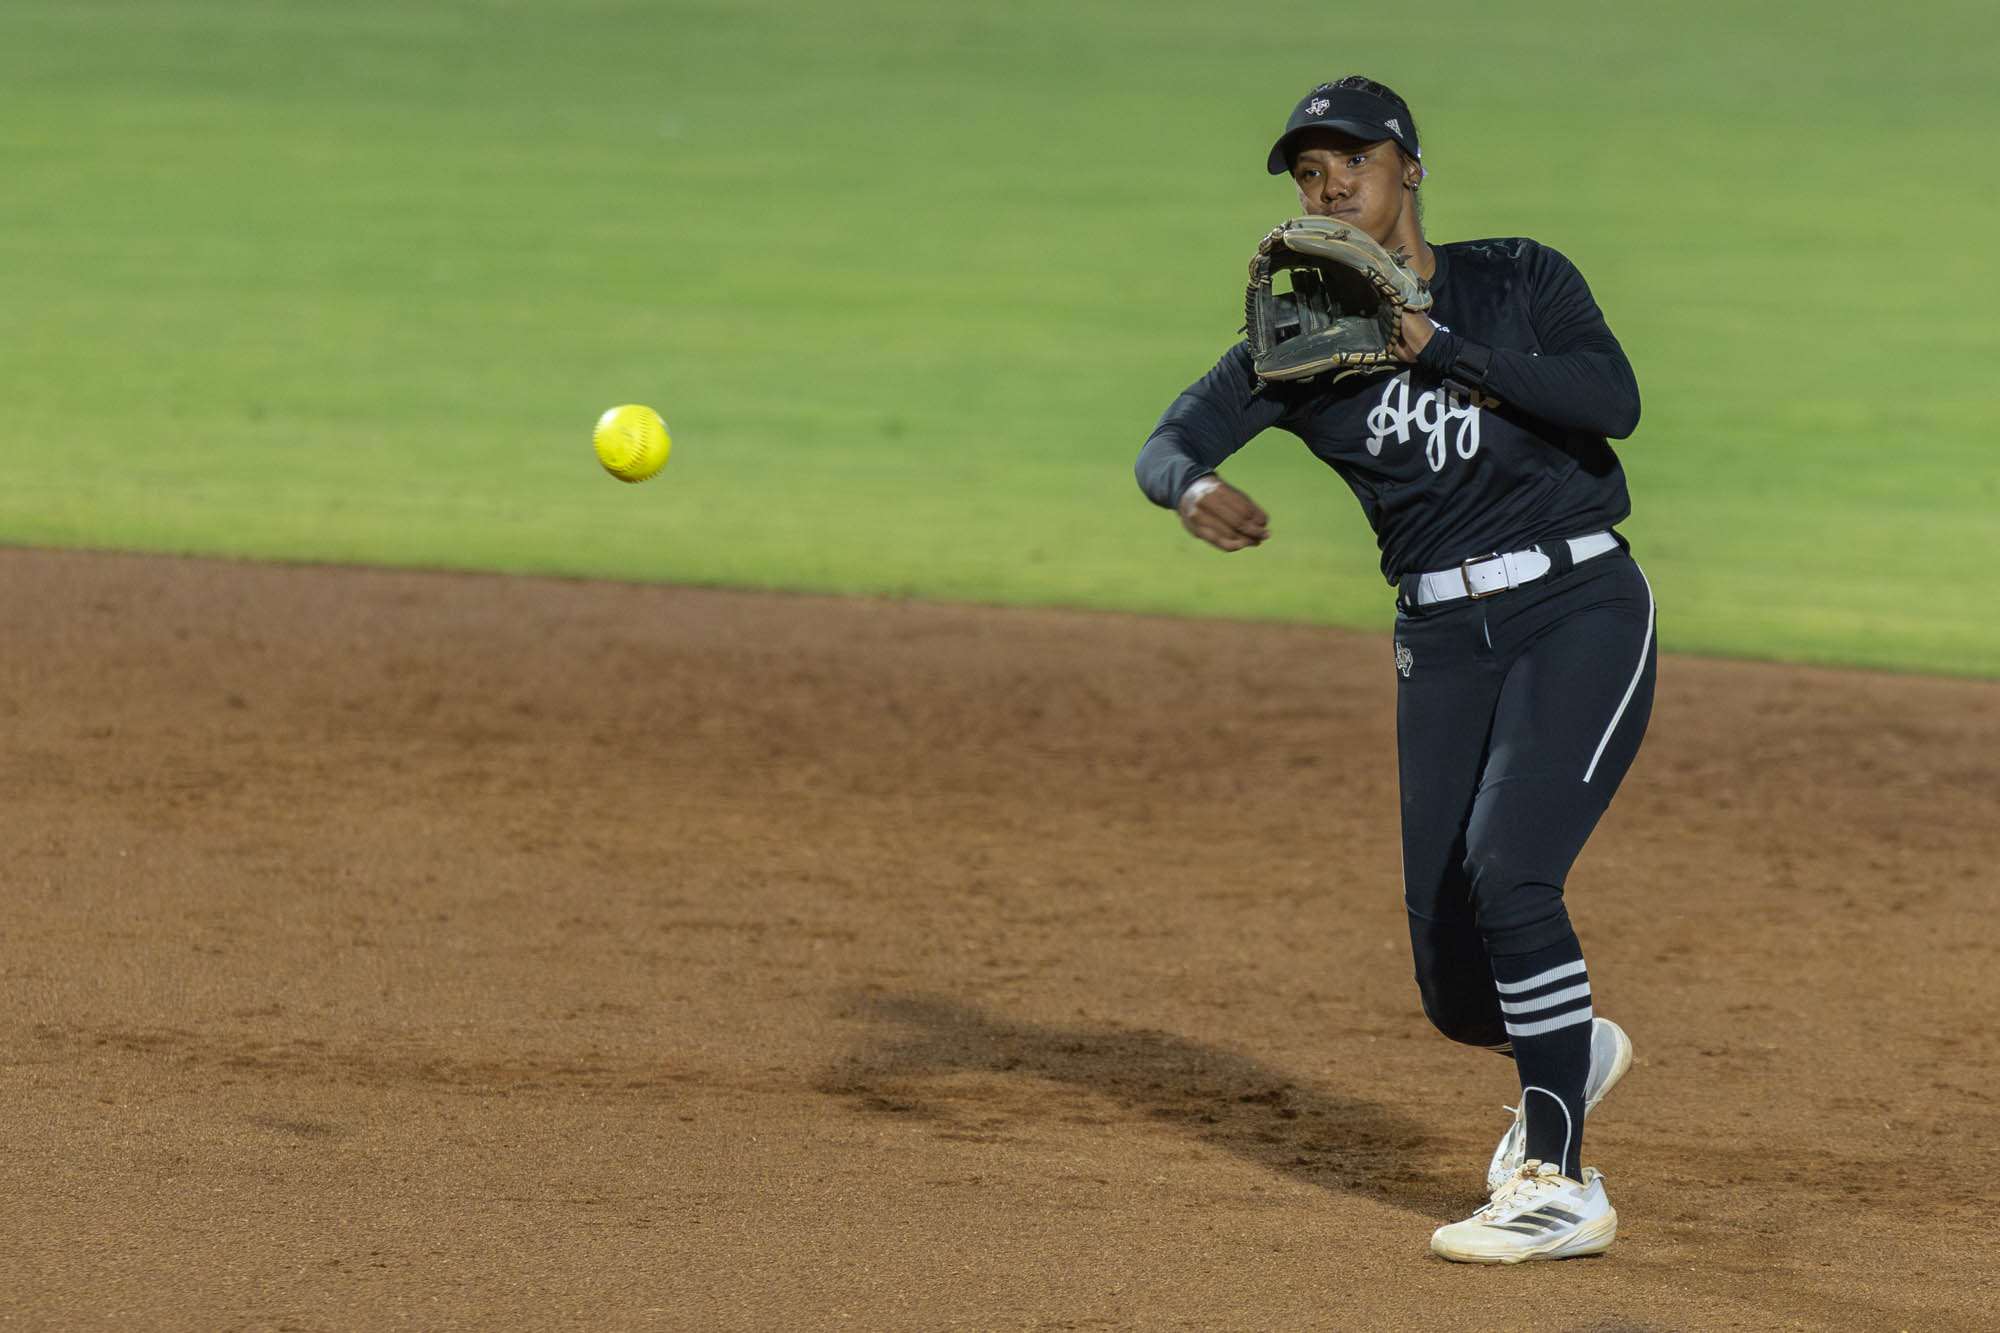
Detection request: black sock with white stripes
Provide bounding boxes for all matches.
[1492,937,1593,1181]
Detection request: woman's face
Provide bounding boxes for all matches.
[1288,130,1420,246]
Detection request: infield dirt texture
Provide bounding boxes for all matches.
[3,548,1994,1330]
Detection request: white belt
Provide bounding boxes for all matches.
[1412,532,1619,606]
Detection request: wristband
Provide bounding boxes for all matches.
[1178,475,1222,518]
[1453,340,1495,390]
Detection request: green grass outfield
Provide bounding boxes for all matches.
[3,0,1995,676]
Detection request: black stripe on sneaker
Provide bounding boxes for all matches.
[1491,1206,1583,1236]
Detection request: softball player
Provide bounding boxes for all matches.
[1135,76,1655,1264]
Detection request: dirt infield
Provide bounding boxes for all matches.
[2,547,1994,1331]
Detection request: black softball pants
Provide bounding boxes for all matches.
[1393,548,1657,1048]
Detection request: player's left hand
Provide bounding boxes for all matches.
[1390,308,1438,362]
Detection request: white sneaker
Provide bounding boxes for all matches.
[1485,1016,1634,1191]
[1431,1161,1617,1264]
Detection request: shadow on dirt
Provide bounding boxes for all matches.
[820,991,1458,1217]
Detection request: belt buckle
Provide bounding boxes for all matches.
[1460,551,1508,599]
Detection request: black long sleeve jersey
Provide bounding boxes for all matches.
[1134,237,1641,583]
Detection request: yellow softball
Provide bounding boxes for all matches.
[592,404,671,483]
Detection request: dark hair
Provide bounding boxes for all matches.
[1323,75,1420,161]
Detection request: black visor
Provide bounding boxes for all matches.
[1267,86,1420,174]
